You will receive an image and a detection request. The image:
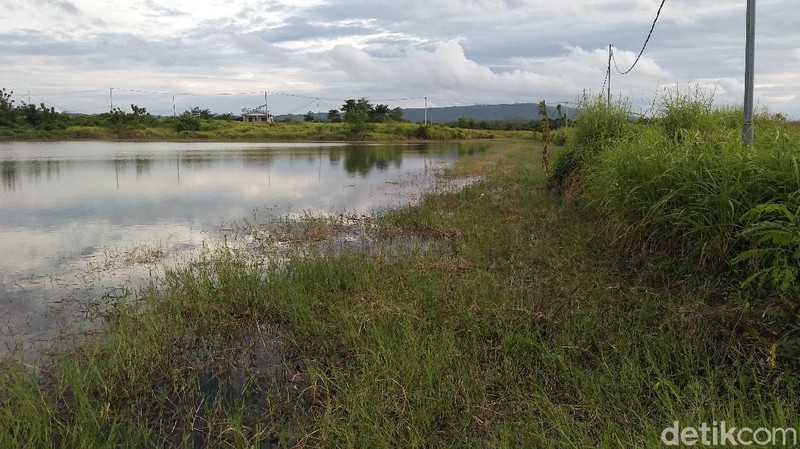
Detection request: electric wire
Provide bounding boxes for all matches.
[612,0,667,75]
[600,67,609,96]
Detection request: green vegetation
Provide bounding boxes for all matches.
[552,92,800,295]
[3,137,798,446]
[1,90,529,142]
[0,113,522,142]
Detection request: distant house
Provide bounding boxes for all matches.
[241,111,274,123]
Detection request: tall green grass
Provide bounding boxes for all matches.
[555,93,800,292]
[549,94,632,190]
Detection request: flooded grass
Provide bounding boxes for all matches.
[2,140,798,447]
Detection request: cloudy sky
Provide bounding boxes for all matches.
[0,0,798,117]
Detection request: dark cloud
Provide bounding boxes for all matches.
[256,16,378,43]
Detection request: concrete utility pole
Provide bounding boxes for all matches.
[742,0,756,146]
[109,88,114,111]
[607,45,612,107]
[424,96,428,125]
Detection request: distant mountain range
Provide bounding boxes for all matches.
[274,102,576,124]
[401,103,577,124]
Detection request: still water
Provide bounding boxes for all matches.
[0,141,485,357]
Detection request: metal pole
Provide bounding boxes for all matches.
[742,0,756,146]
[424,96,428,125]
[264,91,269,122]
[607,45,612,107]
[109,88,114,111]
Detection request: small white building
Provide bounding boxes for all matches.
[242,111,274,123]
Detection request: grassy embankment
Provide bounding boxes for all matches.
[0,119,528,142]
[2,103,799,446]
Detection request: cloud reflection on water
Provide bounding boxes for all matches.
[0,140,487,359]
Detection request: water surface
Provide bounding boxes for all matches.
[0,141,486,357]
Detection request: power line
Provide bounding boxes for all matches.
[286,98,319,115]
[29,89,107,97]
[612,0,667,75]
[600,66,609,96]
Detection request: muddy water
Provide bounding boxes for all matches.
[0,141,486,358]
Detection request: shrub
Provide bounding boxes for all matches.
[735,197,800,293]
[174,112,201,132]
[549,94,631,189]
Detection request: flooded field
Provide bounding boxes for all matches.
[0,141,486,358]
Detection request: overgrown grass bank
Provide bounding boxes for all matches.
[2,141,798,447]
[0,119,526,142]
[552,94,800,296]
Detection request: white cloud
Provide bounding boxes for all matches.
[0,0,798,116]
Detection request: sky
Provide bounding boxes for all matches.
[0,0,798,117]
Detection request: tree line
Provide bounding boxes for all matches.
[303,98,404,124]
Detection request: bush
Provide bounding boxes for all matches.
[174,112,201,132]
[413,125,463,140]
[656,86,741,144]
[550,127,574,147]
[571,95,632,154]
[549,94,631,189]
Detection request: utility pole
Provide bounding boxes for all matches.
[607,45,612,107]
[742,0,756,146]
[172,94,176,117]
[424,96,428,125]
[109,88,114,111]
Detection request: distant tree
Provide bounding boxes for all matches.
[175,110,201,132]
[213,112,236,121]
[341,98,372,130]
[342,98,374,120]
[0,88,15,125]
[345,108,367,125]
[556,104,562,120]
[341,98,402,123]
[189,107,213,119]
[341,99,359,114]
[389,107,404,122]
[0,88,14,113]
[304,111,317,122]
[370,104,390,122]
[327,109,342,123]
[20,102,60,127]
[355,98,373,115]
[130,104,148,116]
